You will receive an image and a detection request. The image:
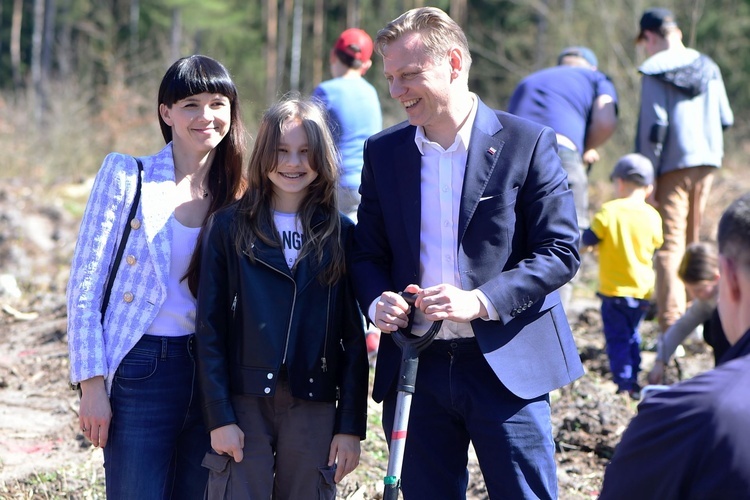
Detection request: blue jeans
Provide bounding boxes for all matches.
[599,295,650,391]
[383,338,556,499]
[104,334,209,499]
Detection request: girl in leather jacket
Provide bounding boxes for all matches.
[195,97,368,499]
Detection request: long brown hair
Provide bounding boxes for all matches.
[157,55,247,295]
[235,96,344,284]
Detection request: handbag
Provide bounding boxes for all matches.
[71,157,143,396]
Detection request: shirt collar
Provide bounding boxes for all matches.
[414,93,478,155]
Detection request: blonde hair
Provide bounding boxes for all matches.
[235,96,344,284]
[376,7,472,71]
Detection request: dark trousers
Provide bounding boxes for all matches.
[383,338,556,499]
[202,373,337,499]
[599,295,650,391]
[104,334,209,500]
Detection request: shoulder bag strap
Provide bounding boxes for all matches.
[100,157,143,322]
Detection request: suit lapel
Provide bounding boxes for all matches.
[458,100,505,244]
[394,137,423,271]
[140,145,177,292]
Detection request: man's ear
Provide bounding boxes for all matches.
[360,59,373,76]
[448,47,463,76]
[720,256,742,303]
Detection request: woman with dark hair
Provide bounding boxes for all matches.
[648,241,730,385]
[67,55,246,499]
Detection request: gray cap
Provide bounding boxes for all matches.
[557,46,598,68]
[610,153,654,186]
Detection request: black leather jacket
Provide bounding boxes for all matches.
[195,205,368,438]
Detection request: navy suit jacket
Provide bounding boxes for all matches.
[352,97,585,402]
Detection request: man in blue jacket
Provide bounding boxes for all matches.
[599,192,750,498]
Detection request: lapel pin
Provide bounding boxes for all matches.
[487,147,496,155]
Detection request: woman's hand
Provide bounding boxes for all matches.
[78,376,112,448]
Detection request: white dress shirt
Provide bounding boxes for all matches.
[413,95,499,338]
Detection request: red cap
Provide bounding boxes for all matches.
[334,28,373,62]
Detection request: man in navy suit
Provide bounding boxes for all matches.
[351,7,584,499]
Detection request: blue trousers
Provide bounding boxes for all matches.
[382,338,556,499]
[599,295,650,391]
[104,334,209,499]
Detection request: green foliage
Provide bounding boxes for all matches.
[0,0,747,179]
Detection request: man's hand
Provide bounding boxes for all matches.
[582,148,600,165]
[210,424,245,462]
[328,434,361,483]
[648,360,666,385]
[78,376,112,448]
[373,291,411,333]
[414,284,487,323]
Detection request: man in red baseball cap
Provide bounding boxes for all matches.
[313,28,383,357]
[333,28,375,71]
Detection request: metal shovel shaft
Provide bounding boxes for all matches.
[383,292,442,500]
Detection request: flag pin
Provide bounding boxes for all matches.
[487,147,496,155]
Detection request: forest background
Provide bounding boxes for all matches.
[0,0,747,497]
[1,0,749,183]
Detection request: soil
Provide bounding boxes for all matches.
[0,175,736,499]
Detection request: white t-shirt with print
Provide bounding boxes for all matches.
[273,211,304,269]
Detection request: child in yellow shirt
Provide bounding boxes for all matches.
[582,153,663,398]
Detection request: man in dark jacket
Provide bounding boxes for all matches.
[599,192,750,498]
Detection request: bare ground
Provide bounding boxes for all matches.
[0,174,739,499]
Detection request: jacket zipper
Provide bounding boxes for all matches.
[246,250,297,365]
[321,287,332,372]
[230,293,237,319]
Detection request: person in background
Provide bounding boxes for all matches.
[599,192,750,499]
[312,27,384,358]
[647,242,730,384]
[635,7,733,336]
[67,55,246,498]
[194,97,368,499]
[352,7,583,498]
[312,27,383,222]
[582,153,663,399]
[508,45,618,308]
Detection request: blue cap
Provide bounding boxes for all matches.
[637,8,678,41]
[610,153,654,186]
[557,46,598,68]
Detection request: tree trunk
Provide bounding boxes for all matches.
[277,0,293,92]
[10,0,23,91]
[347,0,358,28]
[450,0,466,27]
[265,0,279,105]
[289,0,303,91]
[170,7,182,64]
[313,0,324,86]
[31,0,46,124]
[42,0,57,92]
[130,0,140,61]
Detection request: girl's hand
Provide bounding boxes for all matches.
[78,376,112,448]
[210,424,245,462]
[328,434,361,483]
